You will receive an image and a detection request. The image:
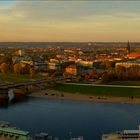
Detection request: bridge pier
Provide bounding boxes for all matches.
[0,77,65,105]
[0,87,9,105]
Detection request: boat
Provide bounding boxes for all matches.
[0,122,51,140]
[0,122,31,140]
[0,122,57,140]
[0,122,84,140]
[102,126,140,140]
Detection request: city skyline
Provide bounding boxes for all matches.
[0,1,140,42]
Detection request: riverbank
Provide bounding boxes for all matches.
[53,83,140,98]
[29,89,140,104]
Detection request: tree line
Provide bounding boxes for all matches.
[102,64,140,83]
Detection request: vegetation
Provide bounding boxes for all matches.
[0,73,41,83]
[13,63,23,75]
[29,67,36,78]
[101,65,140,83]
[100,61,116,69]
[107,81,140,86]
[54,83,140,97]
[0,63,8,74]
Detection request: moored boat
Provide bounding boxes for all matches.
[102,126,140,140]
[0,122,31,140]
[0,122,84,140]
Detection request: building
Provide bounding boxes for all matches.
[15,50,25,56]
[126,52,140,59]
[77,60,93,68]
[65,64,77,75]
[12,56,33,65]
[126,41,131,54]
[115,61,140,68]
[50,59,59,63]
[34,61,48,71]
[47,62,61,71]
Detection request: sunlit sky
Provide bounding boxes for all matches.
[0,1,140,42]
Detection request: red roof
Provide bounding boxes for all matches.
[127,52,140,58]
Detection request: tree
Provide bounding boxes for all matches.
[107,68,117,81]
[0,63,8,74]
[101,73,110,83]
[4,54,13,65]
[115,65,126,80]
[21,64,30,74]
[14,63,22,75]
[0,56,5,64]
[0,55,12,65]
[115,65,140,80]
[29,67,36,78]
[100,61,115,70]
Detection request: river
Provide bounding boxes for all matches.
[0,97,140,140]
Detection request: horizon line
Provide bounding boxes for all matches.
[0,41,139,43]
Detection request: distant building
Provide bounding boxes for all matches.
[48,62,61,71]
[12,56,33,65]
[34,61,48,71]
[115,61,140,68]
[126,41,131,54]
[65,64,77,75]
[126,52,140,59]
[88,42,92,46]
[50,59,59,63]
[15,49,25,56]
[64,49,75,54]
[77,60,93,68]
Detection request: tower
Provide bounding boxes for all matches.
[127,40,131,54]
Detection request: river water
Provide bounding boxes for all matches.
[0,97,140,140]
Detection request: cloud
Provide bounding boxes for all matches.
[1,1,140,23]
[0,1,140,41]
[11,1,140,21]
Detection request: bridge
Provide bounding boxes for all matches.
[0,77,67,102]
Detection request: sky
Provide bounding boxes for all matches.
[0,0,140,42]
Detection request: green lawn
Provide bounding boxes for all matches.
[53,84,140,97]
[107,81,140,86]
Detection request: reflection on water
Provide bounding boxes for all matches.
[0,97,140,140]
[0,94,28,108]
[8,89,14,101]
[0,100,8,107]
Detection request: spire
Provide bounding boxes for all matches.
[127,40,130,54]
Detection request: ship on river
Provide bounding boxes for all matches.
[0,122,31,140]
[102,126,140,140]
[0,122,83,140]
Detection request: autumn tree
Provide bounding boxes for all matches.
[29,67,36,78]
[100,61,116,70]
[101,73,110,83]
[0,63,8,74]
[14,63,22,75]
[0,56,5,64]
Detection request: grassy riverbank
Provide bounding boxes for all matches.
[53,83,140,98]
[106,81,140,86]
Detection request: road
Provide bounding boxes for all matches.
[65,83,140,88]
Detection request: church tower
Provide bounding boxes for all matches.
[126,40,131,54]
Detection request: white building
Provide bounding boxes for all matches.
[115,62,140,68]
[77,60,93,68]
